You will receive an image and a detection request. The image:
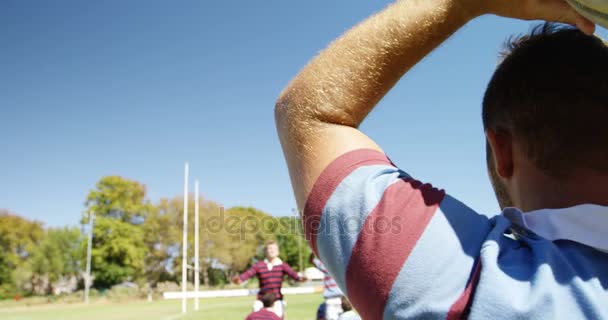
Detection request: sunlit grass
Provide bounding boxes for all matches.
[0,293,324,320]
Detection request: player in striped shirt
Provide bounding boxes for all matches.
[275,0,607,319]
[233,240,306,318]
[309,253,343,320]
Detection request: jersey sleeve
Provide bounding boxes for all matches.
[303,149,494,319]
[282,263,301,281]
[312,257,327,273]
[239,264,258,282]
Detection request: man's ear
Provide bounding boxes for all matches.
[485,129,514,179]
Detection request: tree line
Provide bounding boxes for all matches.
[0,176,310,299]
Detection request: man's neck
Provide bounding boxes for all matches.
[265,257,280,264]
[514,167,608,211]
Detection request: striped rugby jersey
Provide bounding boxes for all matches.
[239,258,301,300]
[304,149,608,320]
[313,257,343,299]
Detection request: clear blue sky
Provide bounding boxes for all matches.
[2,0,606,227]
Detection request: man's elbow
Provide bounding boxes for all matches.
[275,84,358,130]
[274,91,290,129]
[274,87,307,137]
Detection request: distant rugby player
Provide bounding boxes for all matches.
[309,253,343,320]
[233,240,306,319]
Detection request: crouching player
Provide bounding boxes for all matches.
[245,293,281,320]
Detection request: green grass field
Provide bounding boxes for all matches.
[0,294,324,320]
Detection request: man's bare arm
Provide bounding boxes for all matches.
[275,0,593,209]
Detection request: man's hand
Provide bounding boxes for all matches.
[232,275,242,285]
[469,0,595,34]
[299,276,308,282]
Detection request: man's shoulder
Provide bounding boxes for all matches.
[468,228,608,318]
[261,309,281,319]
[246,309,281,320]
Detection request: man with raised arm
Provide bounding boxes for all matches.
[275,0,607,318]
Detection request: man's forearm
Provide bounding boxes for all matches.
[276,0,474,129]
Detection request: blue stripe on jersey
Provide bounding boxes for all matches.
[382,195,492,319]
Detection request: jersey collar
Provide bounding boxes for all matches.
[503,204,608,252]
[263,257,283,270]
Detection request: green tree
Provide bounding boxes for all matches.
[89,217,146,288]
[29,227,82,293]
[85,176,154,224]
[0,233,14,298]
[0,211,44,295]
[142,201,178,286]
[163,195,227,286]
[0,211,45,266]
[84,176,152,288]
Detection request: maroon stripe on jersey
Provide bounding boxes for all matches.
[345,177,445,320]
[304,149,391,256]
[447,260,482,320]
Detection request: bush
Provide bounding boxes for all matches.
[106,286,141,301]
[0,283,15,300]
[208,268,227,287]
[155,281,180,293]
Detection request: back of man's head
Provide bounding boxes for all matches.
[261,292,276,308]
[483,23,608,178]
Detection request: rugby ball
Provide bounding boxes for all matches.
[566,0,608,29]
